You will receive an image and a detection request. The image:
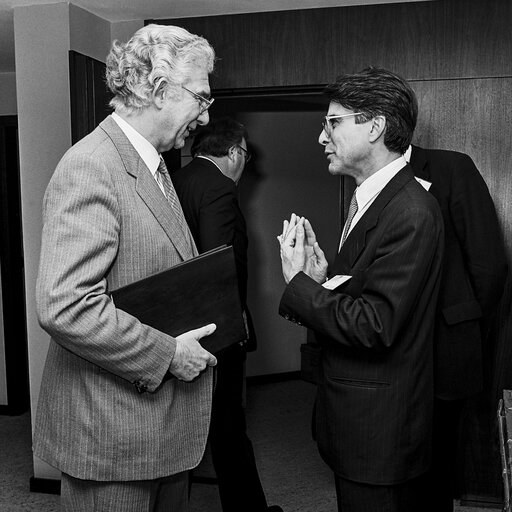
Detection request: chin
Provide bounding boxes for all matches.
[327,163,341,175]
[173,139,185,150]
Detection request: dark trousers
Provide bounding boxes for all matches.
[209,346,268,512]
[424,396,464,512]
[334,473,428,512]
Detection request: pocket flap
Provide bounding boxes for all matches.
[442,300,482,325]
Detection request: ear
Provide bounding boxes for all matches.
[227,145,238,162]
[368,115,386,143]
[153,80,168,109]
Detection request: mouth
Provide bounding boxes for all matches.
[184,124,198,139]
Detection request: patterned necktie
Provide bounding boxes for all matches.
[156,156,187,228]
[339,190,358,250]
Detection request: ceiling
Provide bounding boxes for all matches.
[0,0,432,73]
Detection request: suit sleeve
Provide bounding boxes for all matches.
[448,154,508,319]
[36,152,175,393]
[279,205,443,350]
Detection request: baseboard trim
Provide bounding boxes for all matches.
[246,370,301,385]
[0,403,29,416]
[30,476,61,495]
[459,496,502,509]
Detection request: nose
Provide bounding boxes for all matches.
[318,128,329,146]
[197,110,210,126]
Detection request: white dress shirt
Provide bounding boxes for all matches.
[111,112,165,195]
[339,156,407,250]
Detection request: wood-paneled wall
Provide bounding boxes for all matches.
[154,0,512,88]
[157,0,512,504]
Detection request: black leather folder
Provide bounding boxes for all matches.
[111,245,246,355]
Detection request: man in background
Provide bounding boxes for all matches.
[406,144,508,511]
[278,67,444,512]
[35,24,218,512]
[173,117,282,512]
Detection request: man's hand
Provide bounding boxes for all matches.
[278,214,307,284]
[278,214,328,285]
[169,324,217,381]
[303,219,328,283]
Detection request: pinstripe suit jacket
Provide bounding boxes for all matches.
[34,115,213,481]
[279,166,444,484]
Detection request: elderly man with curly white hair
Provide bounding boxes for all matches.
[34,24,218,512]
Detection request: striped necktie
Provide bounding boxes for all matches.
[156,156,187,228]
[339,190,358,250]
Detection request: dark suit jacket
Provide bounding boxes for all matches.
[173,157,257,351]
[280,165,444,485]
[410,145,507,400]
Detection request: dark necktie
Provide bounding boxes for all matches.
[339,190,358,249]
[156,156,187,229]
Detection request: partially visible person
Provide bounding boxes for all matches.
[173,117,283,512]
[406,144,508,512]
[277,67,444,512]
[34,24,218,512]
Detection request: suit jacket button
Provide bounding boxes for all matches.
[135,381,147,394]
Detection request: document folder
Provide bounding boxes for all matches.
[111,245,246,355]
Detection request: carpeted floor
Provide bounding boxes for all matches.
[0,379,500,511]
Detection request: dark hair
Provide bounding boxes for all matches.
[191,117,247,157]
[324,67,418,154]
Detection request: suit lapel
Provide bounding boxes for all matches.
[99,116,196,260]
[334,166,416,269]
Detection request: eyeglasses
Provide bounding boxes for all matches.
[321,112,363,137]
[182,85,215,114]
[237,145,252,163]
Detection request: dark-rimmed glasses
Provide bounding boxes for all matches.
[237,145,252,163]
[182,85,215,114]
[321,112,363,137]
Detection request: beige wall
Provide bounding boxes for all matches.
[15,1,72,479]
[0,72,17,115]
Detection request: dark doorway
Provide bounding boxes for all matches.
[0,115,29,415]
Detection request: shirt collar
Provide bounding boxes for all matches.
[355,155,407,209]
[111,112,161,175]
[403,145,412,163]
[196,155,224,174]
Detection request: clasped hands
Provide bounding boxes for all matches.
[277,213,328,285]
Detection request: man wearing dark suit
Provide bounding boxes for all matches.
[173,117,282,512]
[35,24,218,512]
[406,144,508,511]
[278,67,444,512]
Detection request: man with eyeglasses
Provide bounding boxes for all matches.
[34,24,219,512]
[173,117,282,512]
[277,67,444,512]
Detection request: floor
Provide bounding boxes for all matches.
[0,379,501,511]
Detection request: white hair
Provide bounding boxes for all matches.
[106,24,215,114]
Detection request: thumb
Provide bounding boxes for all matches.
[194,323,217,340]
